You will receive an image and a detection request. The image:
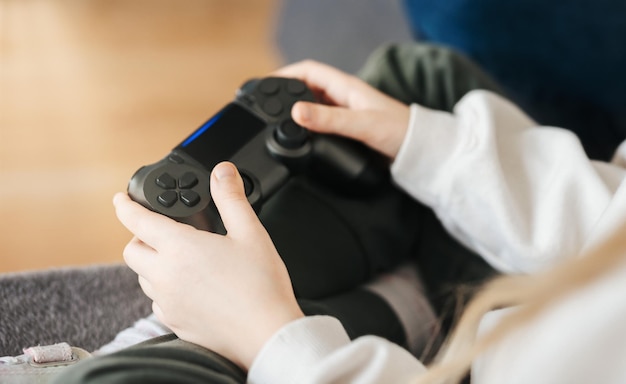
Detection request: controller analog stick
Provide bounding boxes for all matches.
[241,173,254,196]
[275,120,308,149]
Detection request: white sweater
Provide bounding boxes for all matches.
[247,91,626,383]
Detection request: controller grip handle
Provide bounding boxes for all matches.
[311,135,389,191]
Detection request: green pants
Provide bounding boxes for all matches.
[54,43,500,384]
[51,293,403,384]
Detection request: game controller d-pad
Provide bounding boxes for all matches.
[128,152,220,230]
[128,76,387,233]
[152,157,205,209]
[154,171,200,208]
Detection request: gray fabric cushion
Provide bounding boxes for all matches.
[0,264,151,356]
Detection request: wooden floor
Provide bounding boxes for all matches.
[0,0,281,272]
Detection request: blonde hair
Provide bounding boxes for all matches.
[414,221,626,384]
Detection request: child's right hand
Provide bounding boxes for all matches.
[275,60,411,160]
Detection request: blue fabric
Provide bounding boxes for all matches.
[402,0,626,160]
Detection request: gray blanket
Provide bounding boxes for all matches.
[0,264,151,356]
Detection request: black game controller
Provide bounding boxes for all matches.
[128,77,387,233]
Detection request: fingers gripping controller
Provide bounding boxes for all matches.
[128,77,387,233]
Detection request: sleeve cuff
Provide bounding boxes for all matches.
[391,102,472,207]
[247,316,351,384]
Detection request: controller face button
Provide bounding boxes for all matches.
[262,98,283,116]
[286,79,307,96]
[259,78,280,95]
[156,173,177,189]
[168,154,185,164]
[275,120,308,149]
[157,190,178,208]
[179,172,199,189]
[180,190,201,207]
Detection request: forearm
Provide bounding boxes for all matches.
[392,90,626,273]
[248,316,426,384]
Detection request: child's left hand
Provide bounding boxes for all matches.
[113,161,304,370]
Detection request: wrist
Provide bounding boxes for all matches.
[385,104,411,160]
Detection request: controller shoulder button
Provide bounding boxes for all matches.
[262,98,284,116]
[156,173,177,189]
[179,172,199,189]
[180,190,201,207]
[157,190,178,208]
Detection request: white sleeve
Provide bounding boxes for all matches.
[391,90,626,273]
[247,316,427,384]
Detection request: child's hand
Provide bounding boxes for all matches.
[275,60,411,160]
[114,162,304,370]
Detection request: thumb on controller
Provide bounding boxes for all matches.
[292,101,378,150]
[210,162,260,237]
